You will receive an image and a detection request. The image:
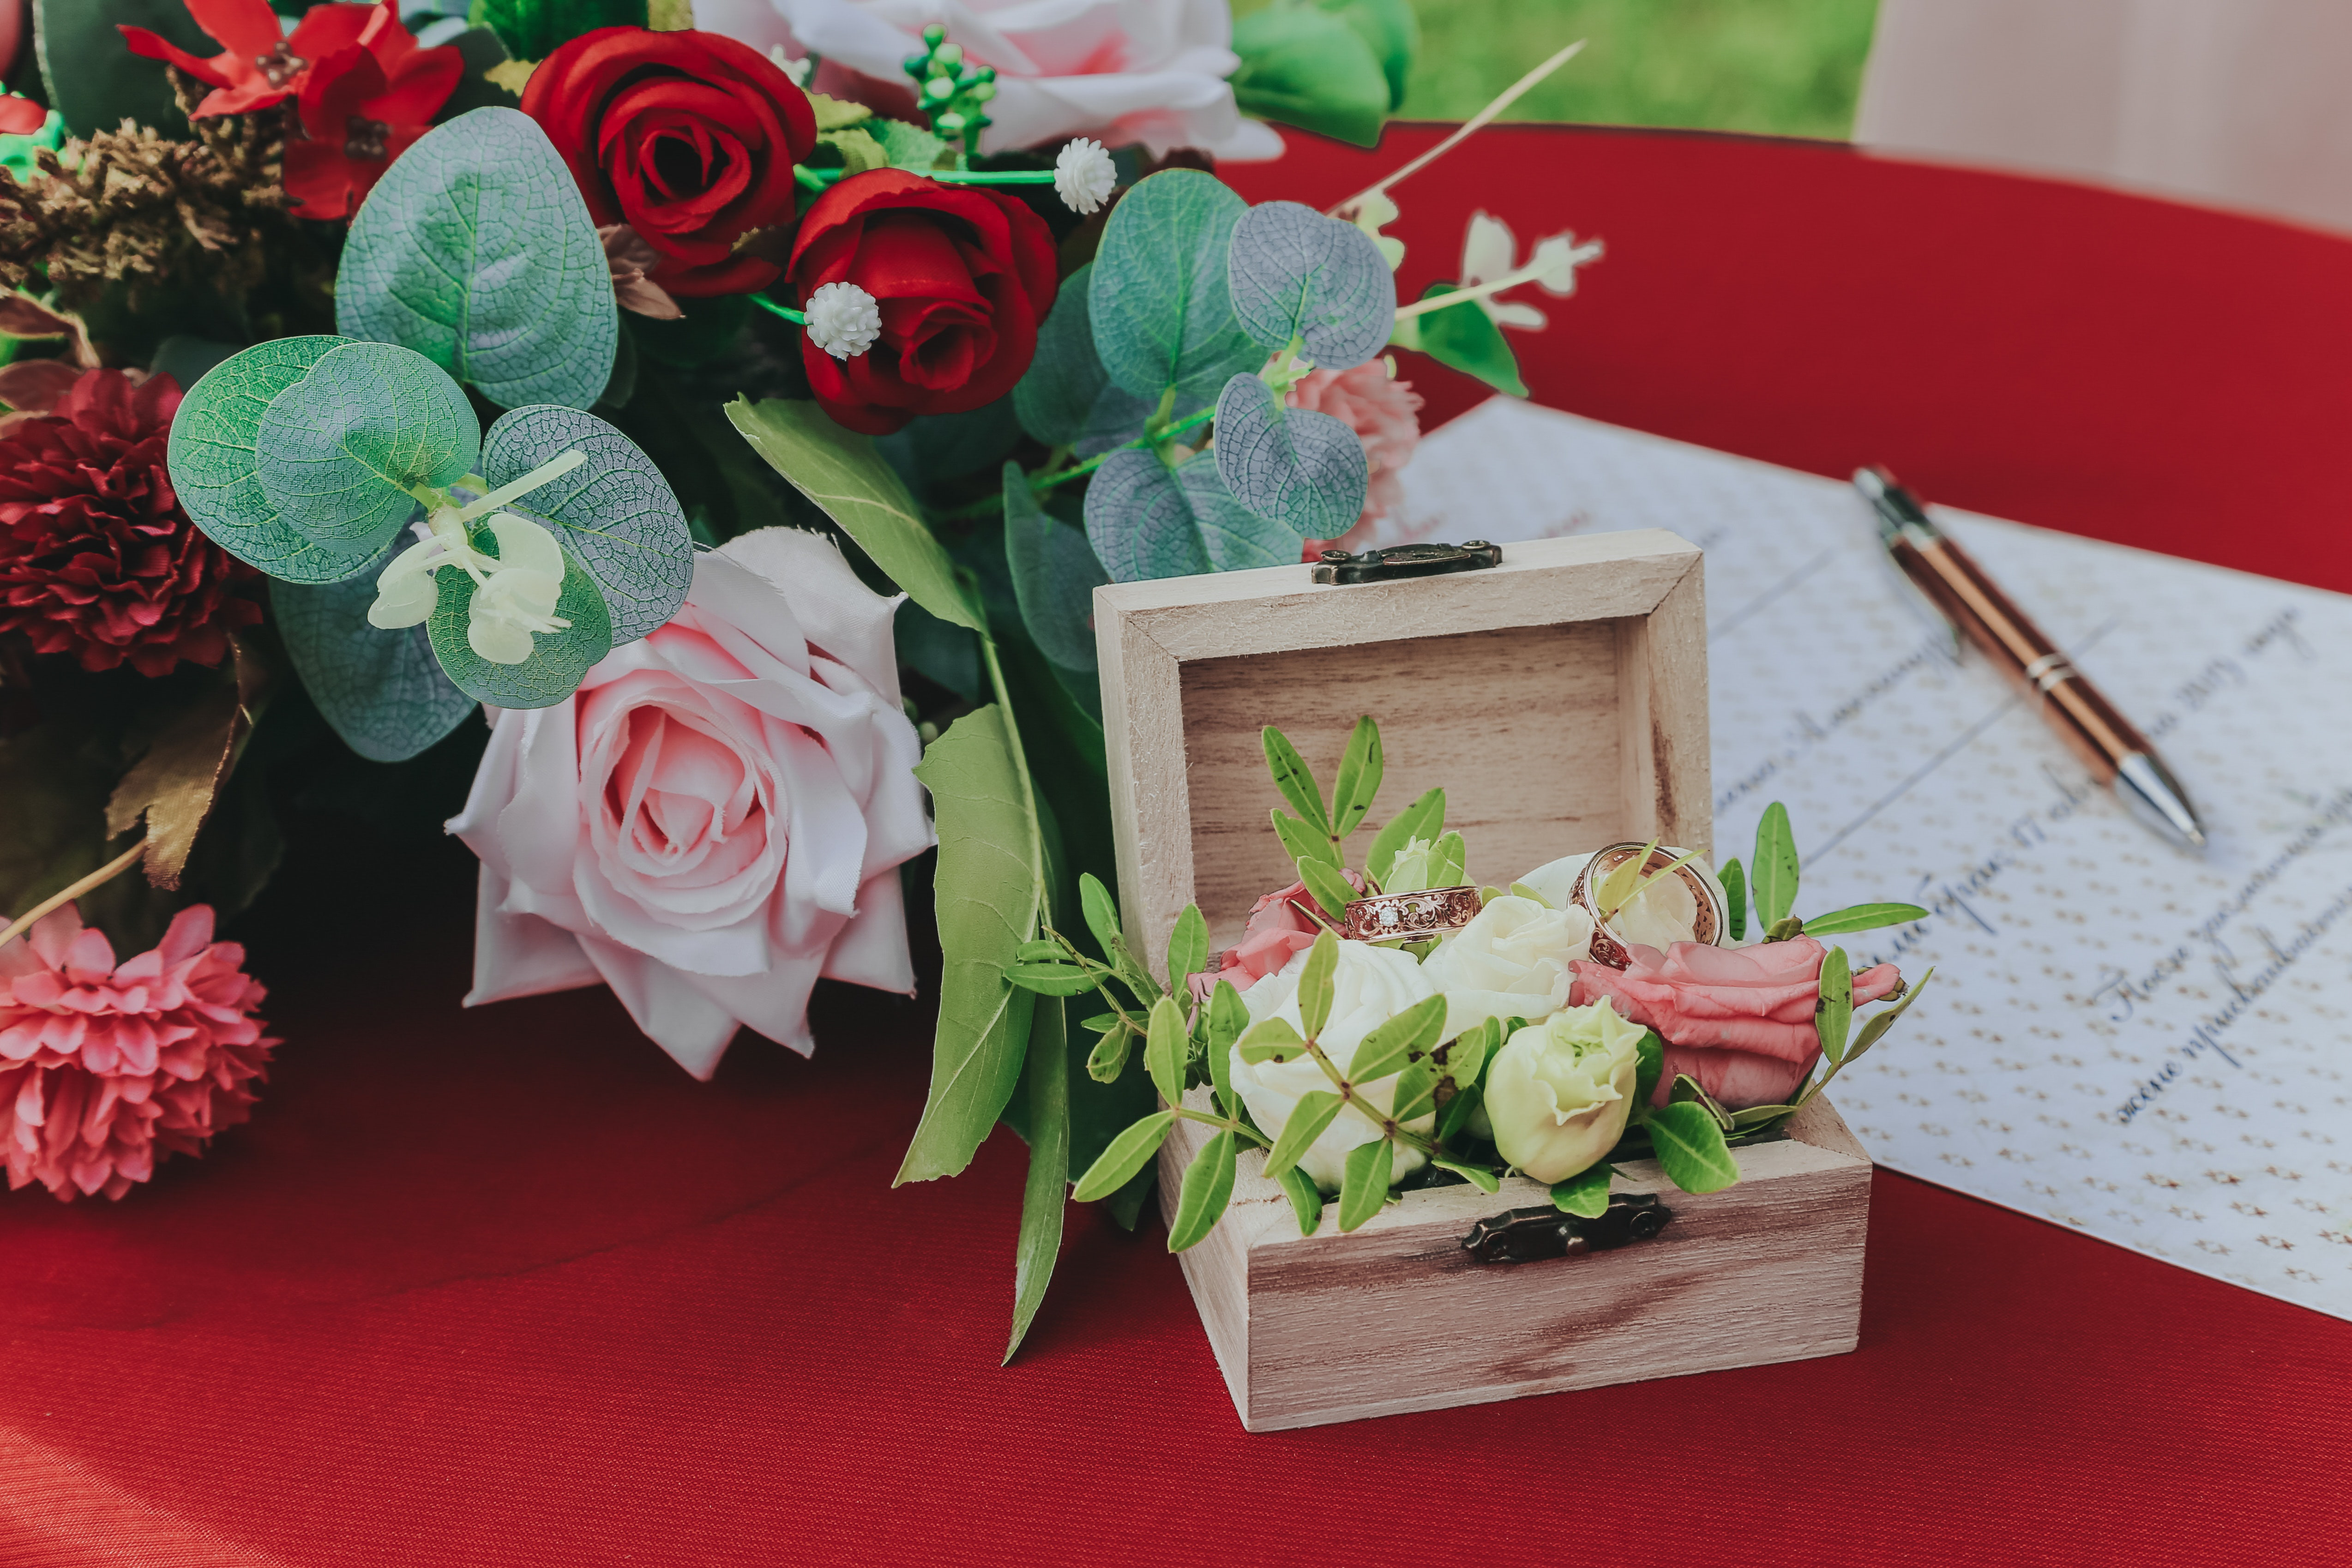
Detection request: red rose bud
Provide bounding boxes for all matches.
[521,27,816,298]
[0,369,260,678]
[785,169,1058,436]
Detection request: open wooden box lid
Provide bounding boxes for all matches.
[1092,531,1711,961]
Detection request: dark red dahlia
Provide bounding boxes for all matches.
[0,368,260,678]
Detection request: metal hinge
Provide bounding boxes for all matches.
[1460,1193,1675,1265]
[1311,541,1502,585]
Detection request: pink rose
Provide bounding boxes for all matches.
[449,528,933,1079]
[1186,871,1363,1006]
[1290,359,1425,558]
[1570,937,1903,1109]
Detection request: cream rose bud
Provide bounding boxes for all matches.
[1230,940,1439,1192]
[1420,894,1595,1039]
[1486,1000,1647,1183]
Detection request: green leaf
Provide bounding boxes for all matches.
[1261,726,1330,835]
[1071,1110,1174,1203]
[1320,0,1418,110]
[478,404,691,642]
[1277,1163,1325,1235]
[1432,1156,1501,1193]
[1719,856,1748,942]
[1016,940,1067,963]
[1209,980,1250,1051]
[1212,373,1366,542]
[1226,202,1397,370]
[1005,962,1100,997]
[1167,1129,1238,1252]
[1336,1136,1391,1231]
[1005,989,1069,1363]
[1078,872,1124,962]
[1088,169,1259,404]
[1298,859,1358,931]
[1013,262,1112,447]
[435,27,523,122]
[870,115,955,171]
[1752,802,1800,928]
[36,0,206,137]
[1391,1060,1436,1123]
[1439,1023,1492,1090]
[1437,1081,1483,1142]
[1231,5,1390,149]
[1329,715,1384,838]
[1817,946,1853,1063]
[1085,1025,1131,1083]
[1272,810,1341,870]
[1346,993,1447,1086]
[338,108,617,411]
[1668,1072,1735,1131]
[1299,930,1340,1041]
[899,707,1042,1183]
[1166,903,1209,991]
[1728,1103,1798,1130]
[470,0,645,60]
[1144,996,1188,1105]
[1003,462,1108,673]
[1235,1017,1305,1064]
[1390,282,1527,397]
[1365,786,1443,887]
[726,397,985,633]
[1550,1161,1614,1218]
[1430,830,1467,889]
[1847,967,1934,1064]
[270,545,476,764]
[1264,1090,1344,1179]
[254,341,477,547]
[1083,447,1289,581]
[1633,1028,1665,1115]
[425,532,615,709]
[1647,1101,1742,1195]
[1802,902,1931,936]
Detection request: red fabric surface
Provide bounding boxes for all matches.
[6,125,2352,1566]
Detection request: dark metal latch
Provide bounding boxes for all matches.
[1312,541,1502,585]
[1460,1193,1675,1265]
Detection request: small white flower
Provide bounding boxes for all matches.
[1053,137,1117,216]
[1459,212,1603,331]
[766,45,812,87]
[805,281,881,360]
[364,508,571,665]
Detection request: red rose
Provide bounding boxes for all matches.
[521,27,815,298]
[787,169,1059,437]
[0,368,260,678]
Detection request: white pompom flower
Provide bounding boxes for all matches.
[805,282,881,360]
[1053,137,1117,216]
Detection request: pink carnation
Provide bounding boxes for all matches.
[1188,871,1364,1006]
[1290,359,1425,558]
[0,903,274,1202]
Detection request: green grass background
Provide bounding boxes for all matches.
[1246,0,1883,139]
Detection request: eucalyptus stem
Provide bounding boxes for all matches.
[794,164,1057,188]
[940,405,1217,523]
[1389,243,1602,320]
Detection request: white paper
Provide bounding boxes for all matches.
[1397,399,2352,1320]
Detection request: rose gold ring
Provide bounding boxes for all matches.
[1341,885,1482,944]
[1567,843,1726,969]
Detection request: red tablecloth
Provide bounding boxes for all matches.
[6,125,2350,1568]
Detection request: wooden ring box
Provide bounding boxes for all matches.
[1093,531,1871,1432]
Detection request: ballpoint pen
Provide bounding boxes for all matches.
[1854,467,2207,850]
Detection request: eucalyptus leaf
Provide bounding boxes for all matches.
[1145,996,1186,1105]
[1330,715,1383,837]
[1551,1161,1614,1218]
[1817,946,1854,1063]
[271,548,477,764]
[1071,1110,1174,1203]
[1083,447,1290,581]
[898,708,1041,1183]
[1227,202,1397,370]
[338,108,617,411]
[1365,786,1442,887]
[1647,1101,1742,1195]
[728,397,986,632]
[1752,802,1800,927]
[1803,901,1931,936]
[1390,282,1528,397]
[1005,991,1069,1362]
[425,533,614,709]
[1264,1090,1344,1179]
[480,404,691,642]
[1261,726,1330,834]
[1088,169,1259,403]
[1336,1136,1390,1231]
[1012,263,1111,447]
[255,340,477,546]
[1212,374,1365,542]
[1167,1129,1238,1252]
[1003,462,1108,672]
[1719,856,1748,942]
[1277,1163,1325,1235]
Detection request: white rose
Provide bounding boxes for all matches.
[1420,894,1593,1039]
[1485,1001,1646,1183]
[1229,940,1438,1192]
[1519,850,1733,949]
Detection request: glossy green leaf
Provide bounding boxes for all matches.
[1231,5,1390,149]
[1012,261,1111,447]
[1438,1024,1492,1090]
[254,341,475,547]
[1071,1109,1173,1203]
[1752,802,1800,927]
[1817,946,1853,1063]
[1719,856,1748,942]
[898,707,1041,1182]
[1648,1101,1742,1195]
[1206,994,1239,1116]
[1437,1081,1483,1143]
[728,397,985,633]
[1633,1028,1665,1117]
[1803,901,1931,936]
[425,533,615,709]
[338,108,616,410]
[1847,967,1935,1064]
[1433,1156,1502,1193]
[1212,373,1365,542]
[1298,859,1358,931]
[1262,727,1331,835]
[1005,991,1069,1363]
[1166,904,1209,991]
[1003,462,1108,672]
[1347,994,1447,1086]
[1431,830,1467,889]
[1264,1090,1344,1179]
[1299,931,1341,1042]
[870,115,953,171]
[1144,996,1187,1105]
[1236,1017,1305,1065]
[1269,811,1336,872]
[1365,786,1443,887]
[1208,980,1249,1051]
[1391,1060,1436,1123]
[1336,1136,1390,1231]
[1728,1103,1798,1130]
[1391,282,1527,397]
[477,404,690,642]
[1667,1072,1734,1132]
[1277,1163,1325,1235]
[270,545,476,764]
[1088,169,1258,403]
[1005,962,1100,997]
[1167,1129,1238,1252]
[1016,939,1067,963]
[1227,201,1397,369]
[1321,0,1418,108]
[1085,1025,1130,1083]
[1551,1161,1614,1218]
[1078,872,1124,962]
[1330,715,1384,838]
